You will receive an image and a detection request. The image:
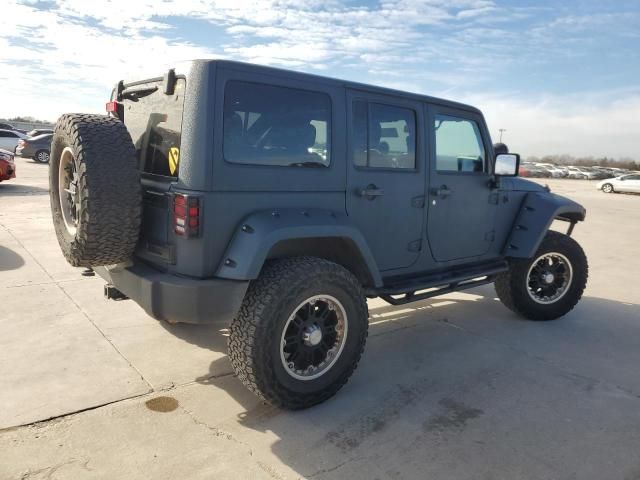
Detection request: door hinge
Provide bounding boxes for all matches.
[408,239,422,252]
[484,230,495,242]
[411,195,425,208]
[489,192,499,205]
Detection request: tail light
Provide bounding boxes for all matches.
[105,100,123,119]
[173,194,201,237]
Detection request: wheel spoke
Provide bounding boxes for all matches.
[280,295,348,380]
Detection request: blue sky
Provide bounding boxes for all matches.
[1,0,639,158]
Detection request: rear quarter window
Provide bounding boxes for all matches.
[223,81,331,168]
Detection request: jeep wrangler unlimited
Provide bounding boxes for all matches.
[49,60,588,409]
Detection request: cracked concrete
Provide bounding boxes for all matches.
[2,159,640,479]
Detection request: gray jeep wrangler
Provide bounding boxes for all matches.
[49,60,588,409]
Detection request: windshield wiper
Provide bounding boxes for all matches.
[121,86,158,101]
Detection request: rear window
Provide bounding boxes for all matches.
[122,78,185,178]
[223,81,331,168]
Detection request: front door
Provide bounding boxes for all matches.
[620,174,640,193]
[426,106,497,262]
[346,91,425,272]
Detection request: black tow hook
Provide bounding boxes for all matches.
[104,283,129,301]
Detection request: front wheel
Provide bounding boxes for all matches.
[228,257,368,409]
[601,183,614,193]
[495,231,588,321]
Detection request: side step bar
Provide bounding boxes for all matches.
[368,261,508,306]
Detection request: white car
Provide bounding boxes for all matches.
[597,174,640,193]
[0,129,26,152]
[567,166,598,180]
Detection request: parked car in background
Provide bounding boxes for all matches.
[566,166,598,180]
[0,122,26,134]
[0,129,27,152]
[535,163,564,177]
[15,133,52,163]
[0,148,16,182]
[522,165,551,178]
[588,167,615,180]
[597,174,640,193]
[26,128,54,137]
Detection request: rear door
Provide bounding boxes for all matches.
[426,106,497,262]
[119,77,187,264]
[346,90,425,272]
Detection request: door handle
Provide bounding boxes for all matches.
[430,185,452,198]
[357,184,385,199]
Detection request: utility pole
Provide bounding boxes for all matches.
[498,128,506,143]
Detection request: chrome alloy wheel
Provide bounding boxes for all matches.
[280,295,348,381]
[526,252,573,304]
[58,147,80,236]
[37,150,50,163]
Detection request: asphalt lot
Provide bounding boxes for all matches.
[1,157,640,479]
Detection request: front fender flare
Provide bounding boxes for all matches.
[216,208,383,287]
[504,192,586,258]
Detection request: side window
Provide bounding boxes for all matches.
[434,114,486,173]
[223,81,331,167]
[353,101,416,169]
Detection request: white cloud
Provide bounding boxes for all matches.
[1,0,638,159]
[462,91,640,159]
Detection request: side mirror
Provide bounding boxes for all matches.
[495,153,520,177]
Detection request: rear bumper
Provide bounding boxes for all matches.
[94,262,249,325]
[15,146,32,157]
[0,160,15,180]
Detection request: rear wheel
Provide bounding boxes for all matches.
[228,257,368,409]
[495,231,588,321]
[49,114,141,267]
[34,149,50,163]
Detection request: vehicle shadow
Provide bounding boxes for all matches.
[167,290,640,479]
[0,245,25,272]
[0,183,50,196]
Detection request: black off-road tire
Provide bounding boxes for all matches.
[34,149,50,163]
[228,257,368,409]
[495,230,588,321]
[49,114,141,267]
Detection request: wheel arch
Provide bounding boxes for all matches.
[503,192,586,259]
[216,209,383,288]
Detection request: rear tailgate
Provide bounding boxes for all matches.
[115,76,186,267]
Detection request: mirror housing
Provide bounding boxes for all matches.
[495,153,520,177]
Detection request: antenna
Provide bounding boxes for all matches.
[498,128,506,143]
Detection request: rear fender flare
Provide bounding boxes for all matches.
[504,192,586,258]
[216,209,382,287]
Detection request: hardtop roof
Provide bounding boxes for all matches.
[202,59,484,116]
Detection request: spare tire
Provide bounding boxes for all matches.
[49,114,141,267]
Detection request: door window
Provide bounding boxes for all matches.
[434,114,486,173]
[0,131,17,138]
[353,101,416,169]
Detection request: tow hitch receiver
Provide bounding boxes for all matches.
[104,283,129,301]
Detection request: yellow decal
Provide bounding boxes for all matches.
[168,147,180,175]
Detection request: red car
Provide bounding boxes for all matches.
[0,148,16,182]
